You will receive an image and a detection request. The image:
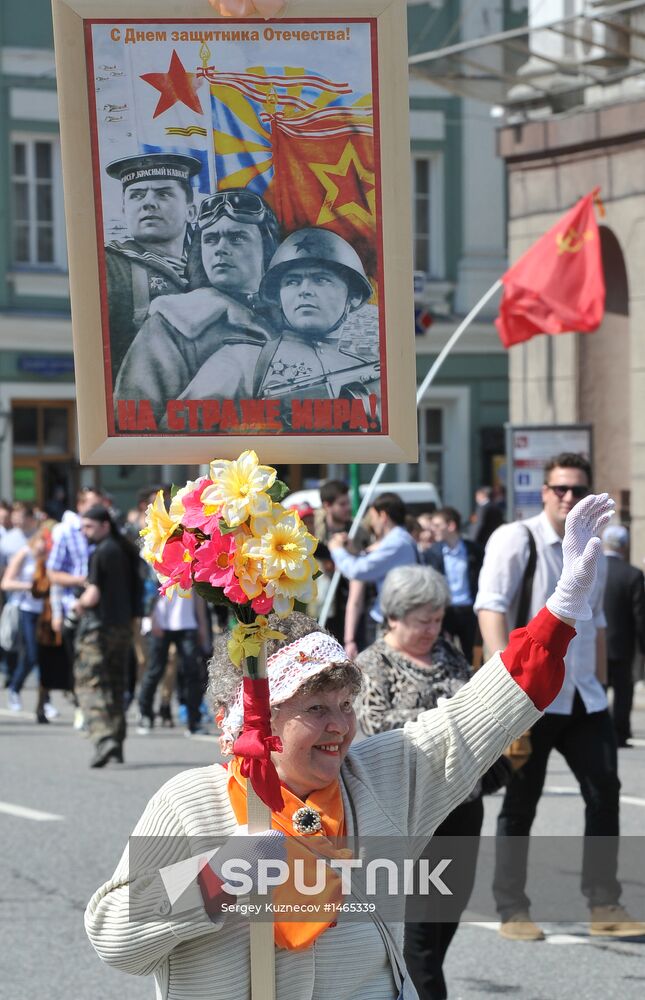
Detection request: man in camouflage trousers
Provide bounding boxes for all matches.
[74,505,142,767]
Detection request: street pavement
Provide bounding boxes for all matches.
[1,683,644,1000]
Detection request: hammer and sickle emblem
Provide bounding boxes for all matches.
[264,85,278,115]
[556,227,594,255]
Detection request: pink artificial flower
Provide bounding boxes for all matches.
[193,531,237,590]
[251,592,274,614]
[181,477,220,534]
[154,532,198,594]
[223,575,249,606]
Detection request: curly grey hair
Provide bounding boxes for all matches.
[380,564,451,621]
[207,611,363,716]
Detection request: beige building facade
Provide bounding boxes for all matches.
[499,102,643,561]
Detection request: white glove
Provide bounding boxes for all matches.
[546,493,615,621]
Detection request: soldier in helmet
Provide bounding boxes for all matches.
[256,228,378,402]
[176,227,380,420]
[104,152,201,382]
[114,188,280,426]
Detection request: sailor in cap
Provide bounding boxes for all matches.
[104,152,201,383]
[114,189,281,426]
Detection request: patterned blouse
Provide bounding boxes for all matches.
[355,636,472,736]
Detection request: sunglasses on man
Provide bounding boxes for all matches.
[544,484,589,499]
[198,190,267,229]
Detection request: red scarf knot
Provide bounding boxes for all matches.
[232,677,284,811]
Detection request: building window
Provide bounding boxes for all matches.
[399,388,470,515]
[414,159,432,274]
[11,137,65,267]
[11,400,77,508]
[412,153,444,279]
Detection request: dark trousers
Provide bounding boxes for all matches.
[494,692,621,920]
[607,657,634,745]
[75,624,131,746]
[138,629,203,731]
[10,610,40,694]
[2,650,18,686]
[404,796,484,1000]
[443,605,477,664]
[62,624,77,696]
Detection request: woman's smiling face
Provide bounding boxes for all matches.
[271,685,357,799]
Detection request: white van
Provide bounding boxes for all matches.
[285,481,441,517]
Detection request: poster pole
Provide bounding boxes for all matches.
[244,644,276,1000]
[319,278,503,627]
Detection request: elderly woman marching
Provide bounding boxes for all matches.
[355,563,510,1000]
[85,494,613,1000]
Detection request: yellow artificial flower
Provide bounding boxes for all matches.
[202,450,276,527]
[232,536,265,600]
[227,616,285,667]
[140,490,180,564]
[248,511,275,538]
[265,562,318,617]
[256,509,317,581]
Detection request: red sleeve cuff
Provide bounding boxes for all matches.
[527,606,576,657]
[500,607,576,711]
[198,861,228,922]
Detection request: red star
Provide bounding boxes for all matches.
[333,158,373,215]
[309,142,375,227]
[140,50,203,119]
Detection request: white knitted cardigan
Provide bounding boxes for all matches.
[85,653,541,1000]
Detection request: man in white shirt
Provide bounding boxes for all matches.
[137,591,209,736]
[476,452,643,940]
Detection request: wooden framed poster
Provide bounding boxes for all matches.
[52,0,418,464]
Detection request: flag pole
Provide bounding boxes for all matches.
[319,278,503,627]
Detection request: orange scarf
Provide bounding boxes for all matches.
[228,756,350,950]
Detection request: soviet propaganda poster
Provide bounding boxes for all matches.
[86,16,385,440]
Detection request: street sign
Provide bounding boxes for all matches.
[505,423,593,521]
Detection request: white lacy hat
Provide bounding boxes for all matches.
[219,632,350,750]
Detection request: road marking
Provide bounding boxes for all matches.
[546,785,645,808]
[0,801,64,822]
[619,795,645,807]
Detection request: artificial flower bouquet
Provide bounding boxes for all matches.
[140,450,318,673]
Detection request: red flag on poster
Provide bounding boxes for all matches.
[495,188,605,348]
[270,112,377,279]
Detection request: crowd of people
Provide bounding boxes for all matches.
[0,486,218,767]
[3,452,645,1000]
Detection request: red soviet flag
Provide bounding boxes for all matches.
[267,113,377,281]
[496,189,605,348]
